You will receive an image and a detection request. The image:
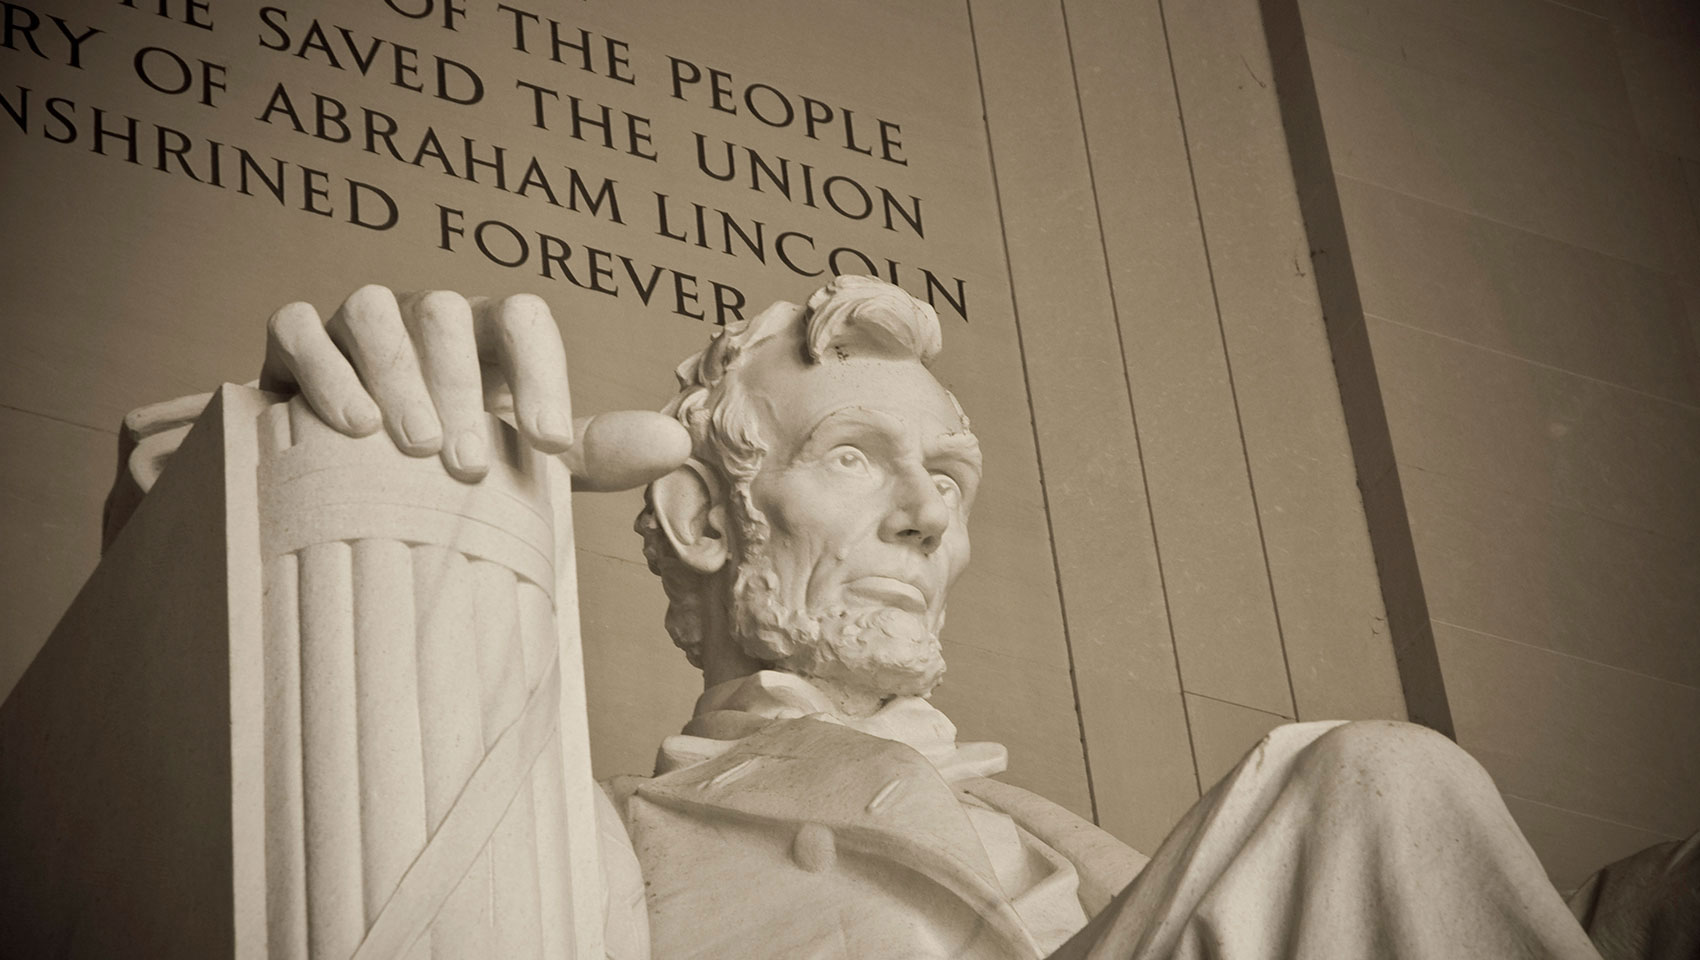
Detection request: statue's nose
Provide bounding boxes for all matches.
[881,467,949,553]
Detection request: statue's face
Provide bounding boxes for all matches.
[731,343,981,697]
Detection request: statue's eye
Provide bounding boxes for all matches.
[830,447,870,473]
[933,474,962,503]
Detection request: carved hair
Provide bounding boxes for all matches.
[634,276,948,666]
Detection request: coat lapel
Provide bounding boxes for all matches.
[633,717,1040,956]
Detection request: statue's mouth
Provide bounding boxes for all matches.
[844,576,929,614]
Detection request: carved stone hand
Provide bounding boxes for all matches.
[258,284,690,490]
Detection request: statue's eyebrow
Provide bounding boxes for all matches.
[791,410,982,482]
[792,407,902,461]
[926,431,982,477]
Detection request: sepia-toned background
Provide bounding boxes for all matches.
[2,0,1695,890]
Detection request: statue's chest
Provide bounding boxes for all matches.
[621,719,1043,960]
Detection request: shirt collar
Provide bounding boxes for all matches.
[655,669,1007,781]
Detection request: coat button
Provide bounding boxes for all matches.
[792,822,836,872]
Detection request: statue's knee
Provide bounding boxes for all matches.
[1306,720,1487,798]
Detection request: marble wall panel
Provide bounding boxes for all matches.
[1300,0,1635,131]
[1184,693,1289,789]
[1309,39,1670,269]
[1370,316,1700,535]
[0,409,115,697]
[972,0,1200,852]
[1339,178,1700,405]
[1435,620,1700,838]
[1542,0,1637,25]
[1649,150,1700,288]
[1161,0,1408,724]
[1067,0,1293,719]
[576,551,699,779]
[1355,468,1440,687]
[932,639,1097,821]
[1502,795,1682,893]
[947,509,1081,657]
[1615,26,1700,158]
[1323,294,1398,488]
[0,141,305,433]
[1404,468,1700,687]
[1681,155,1700,363]
[1303,0,1700,887]
[1624,0,1700,42]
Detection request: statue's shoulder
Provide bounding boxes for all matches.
[604,717,938,824]
[643,717,942,799]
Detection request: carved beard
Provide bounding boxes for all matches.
[727,546,947,700]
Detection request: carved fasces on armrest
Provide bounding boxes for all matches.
[254,395,601,959]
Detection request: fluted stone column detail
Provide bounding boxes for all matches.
[259,397,584,960]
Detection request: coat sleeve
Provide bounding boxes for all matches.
[596,780,653,960]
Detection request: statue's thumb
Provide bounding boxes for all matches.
[563,411,693,492]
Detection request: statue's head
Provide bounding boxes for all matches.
[635,277,981,709]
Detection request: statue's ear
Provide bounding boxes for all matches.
[651,459,730,574]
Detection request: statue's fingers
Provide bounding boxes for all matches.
[564,411,693,492]
[473,293,574,454]
[400,290,489,481]
[326,285,440,457]
[263,300,380,436]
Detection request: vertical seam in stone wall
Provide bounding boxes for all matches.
[1058,0,1203,797]
[1156,0,1303,722]
[964,0,1100,824]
